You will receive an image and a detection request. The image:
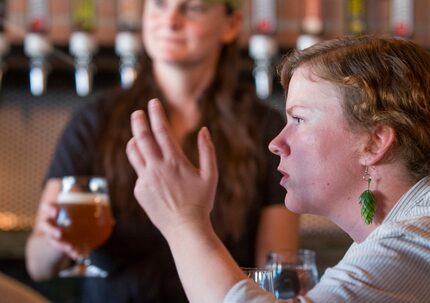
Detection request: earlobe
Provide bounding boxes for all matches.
[221,13,242,44]
[360,125,396,165]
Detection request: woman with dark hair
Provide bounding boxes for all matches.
[127,35,430,302]
[25,0,299,302]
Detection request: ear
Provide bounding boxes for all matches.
[221,12,242,44]
[359,124,396,166]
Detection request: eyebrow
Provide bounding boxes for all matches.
[286,105,307,116]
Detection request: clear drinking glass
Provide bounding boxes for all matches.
[266,249,319,299]
[241,267,275,294]
[55,176,114,278]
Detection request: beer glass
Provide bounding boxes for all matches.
[56,176,114,278]
[266,249,318,299]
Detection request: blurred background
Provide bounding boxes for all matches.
[0,0,426,301]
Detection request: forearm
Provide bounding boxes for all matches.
[165,218,246,303]
[25,232,71,281]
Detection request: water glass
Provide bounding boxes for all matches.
[266,249,318,299]
[241,267,274,294]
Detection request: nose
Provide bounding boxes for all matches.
[269,127,290,156]
[164,7,183,29]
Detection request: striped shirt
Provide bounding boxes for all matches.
[224,177,430,303]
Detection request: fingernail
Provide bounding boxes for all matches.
[131,110,142,120]
[202,127,211,140]
[148,98,159,108]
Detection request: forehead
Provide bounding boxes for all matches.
[286,66,343,113]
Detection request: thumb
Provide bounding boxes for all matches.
[198,127,218,183]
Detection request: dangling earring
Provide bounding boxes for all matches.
[359,165,376,224]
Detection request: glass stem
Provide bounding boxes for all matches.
[76,254,90,274]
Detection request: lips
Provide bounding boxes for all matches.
[277,168,289,188]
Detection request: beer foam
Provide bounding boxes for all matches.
[57,192,109,205]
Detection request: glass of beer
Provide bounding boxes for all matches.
[56,176,114,278]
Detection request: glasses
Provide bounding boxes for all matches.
[266,249,319,299]
[55,176,114,278]
[241,267,274,294]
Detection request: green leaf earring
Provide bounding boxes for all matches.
[359,166,376,225]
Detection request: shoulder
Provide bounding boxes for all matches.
[72,89,121,122]
[307,218,430,302]
[66,88,122,133]
[350,217,430,262]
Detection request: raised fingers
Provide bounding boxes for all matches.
[130,108,162,161]
[147,99,181,160]
[126,138,146,173]
[198,127,218,184]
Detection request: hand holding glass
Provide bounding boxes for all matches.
[55,176,114,278]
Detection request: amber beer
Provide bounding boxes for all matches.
[56,192,113,253]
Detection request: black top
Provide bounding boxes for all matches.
[47,94,286,303]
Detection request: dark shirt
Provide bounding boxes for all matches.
[47,94,285,302]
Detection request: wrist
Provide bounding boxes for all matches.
[161,213,213,241]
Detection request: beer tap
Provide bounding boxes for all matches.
[391,0,414,38]
[249,0,278,100]
[296,0,323,50]
[24,0,52,96]
[115,0,142,89]
[346,0,366,35]
[0,0,9,89]
[70,0,98,97]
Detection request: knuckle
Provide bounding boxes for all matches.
[136,128,153,141]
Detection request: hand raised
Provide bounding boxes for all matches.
[126,99,218,237]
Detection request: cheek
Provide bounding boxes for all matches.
[187,25,222,45]
[142,21,152,40]
[290,134,336,189]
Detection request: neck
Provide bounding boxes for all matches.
[329,165,415,243]
[151,58,219,142]
[153,58,218,109]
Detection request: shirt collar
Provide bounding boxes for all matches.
[383,176,430,223]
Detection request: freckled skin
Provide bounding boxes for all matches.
[269,67,365,218]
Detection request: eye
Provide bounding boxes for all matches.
[292,116,304,125]
[152,0,165,8]
[182,1,208,15]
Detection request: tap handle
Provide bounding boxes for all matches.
[29,59,48,96]
[253,62,273,100]
[75,62,94,97]
[115,32,141,88]
[119,61,138,89]
[24,34,51,96]
[71,0,96,32]
[69,32,97,97]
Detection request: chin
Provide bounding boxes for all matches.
[155,54,189,65]
[284,196,307,214]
